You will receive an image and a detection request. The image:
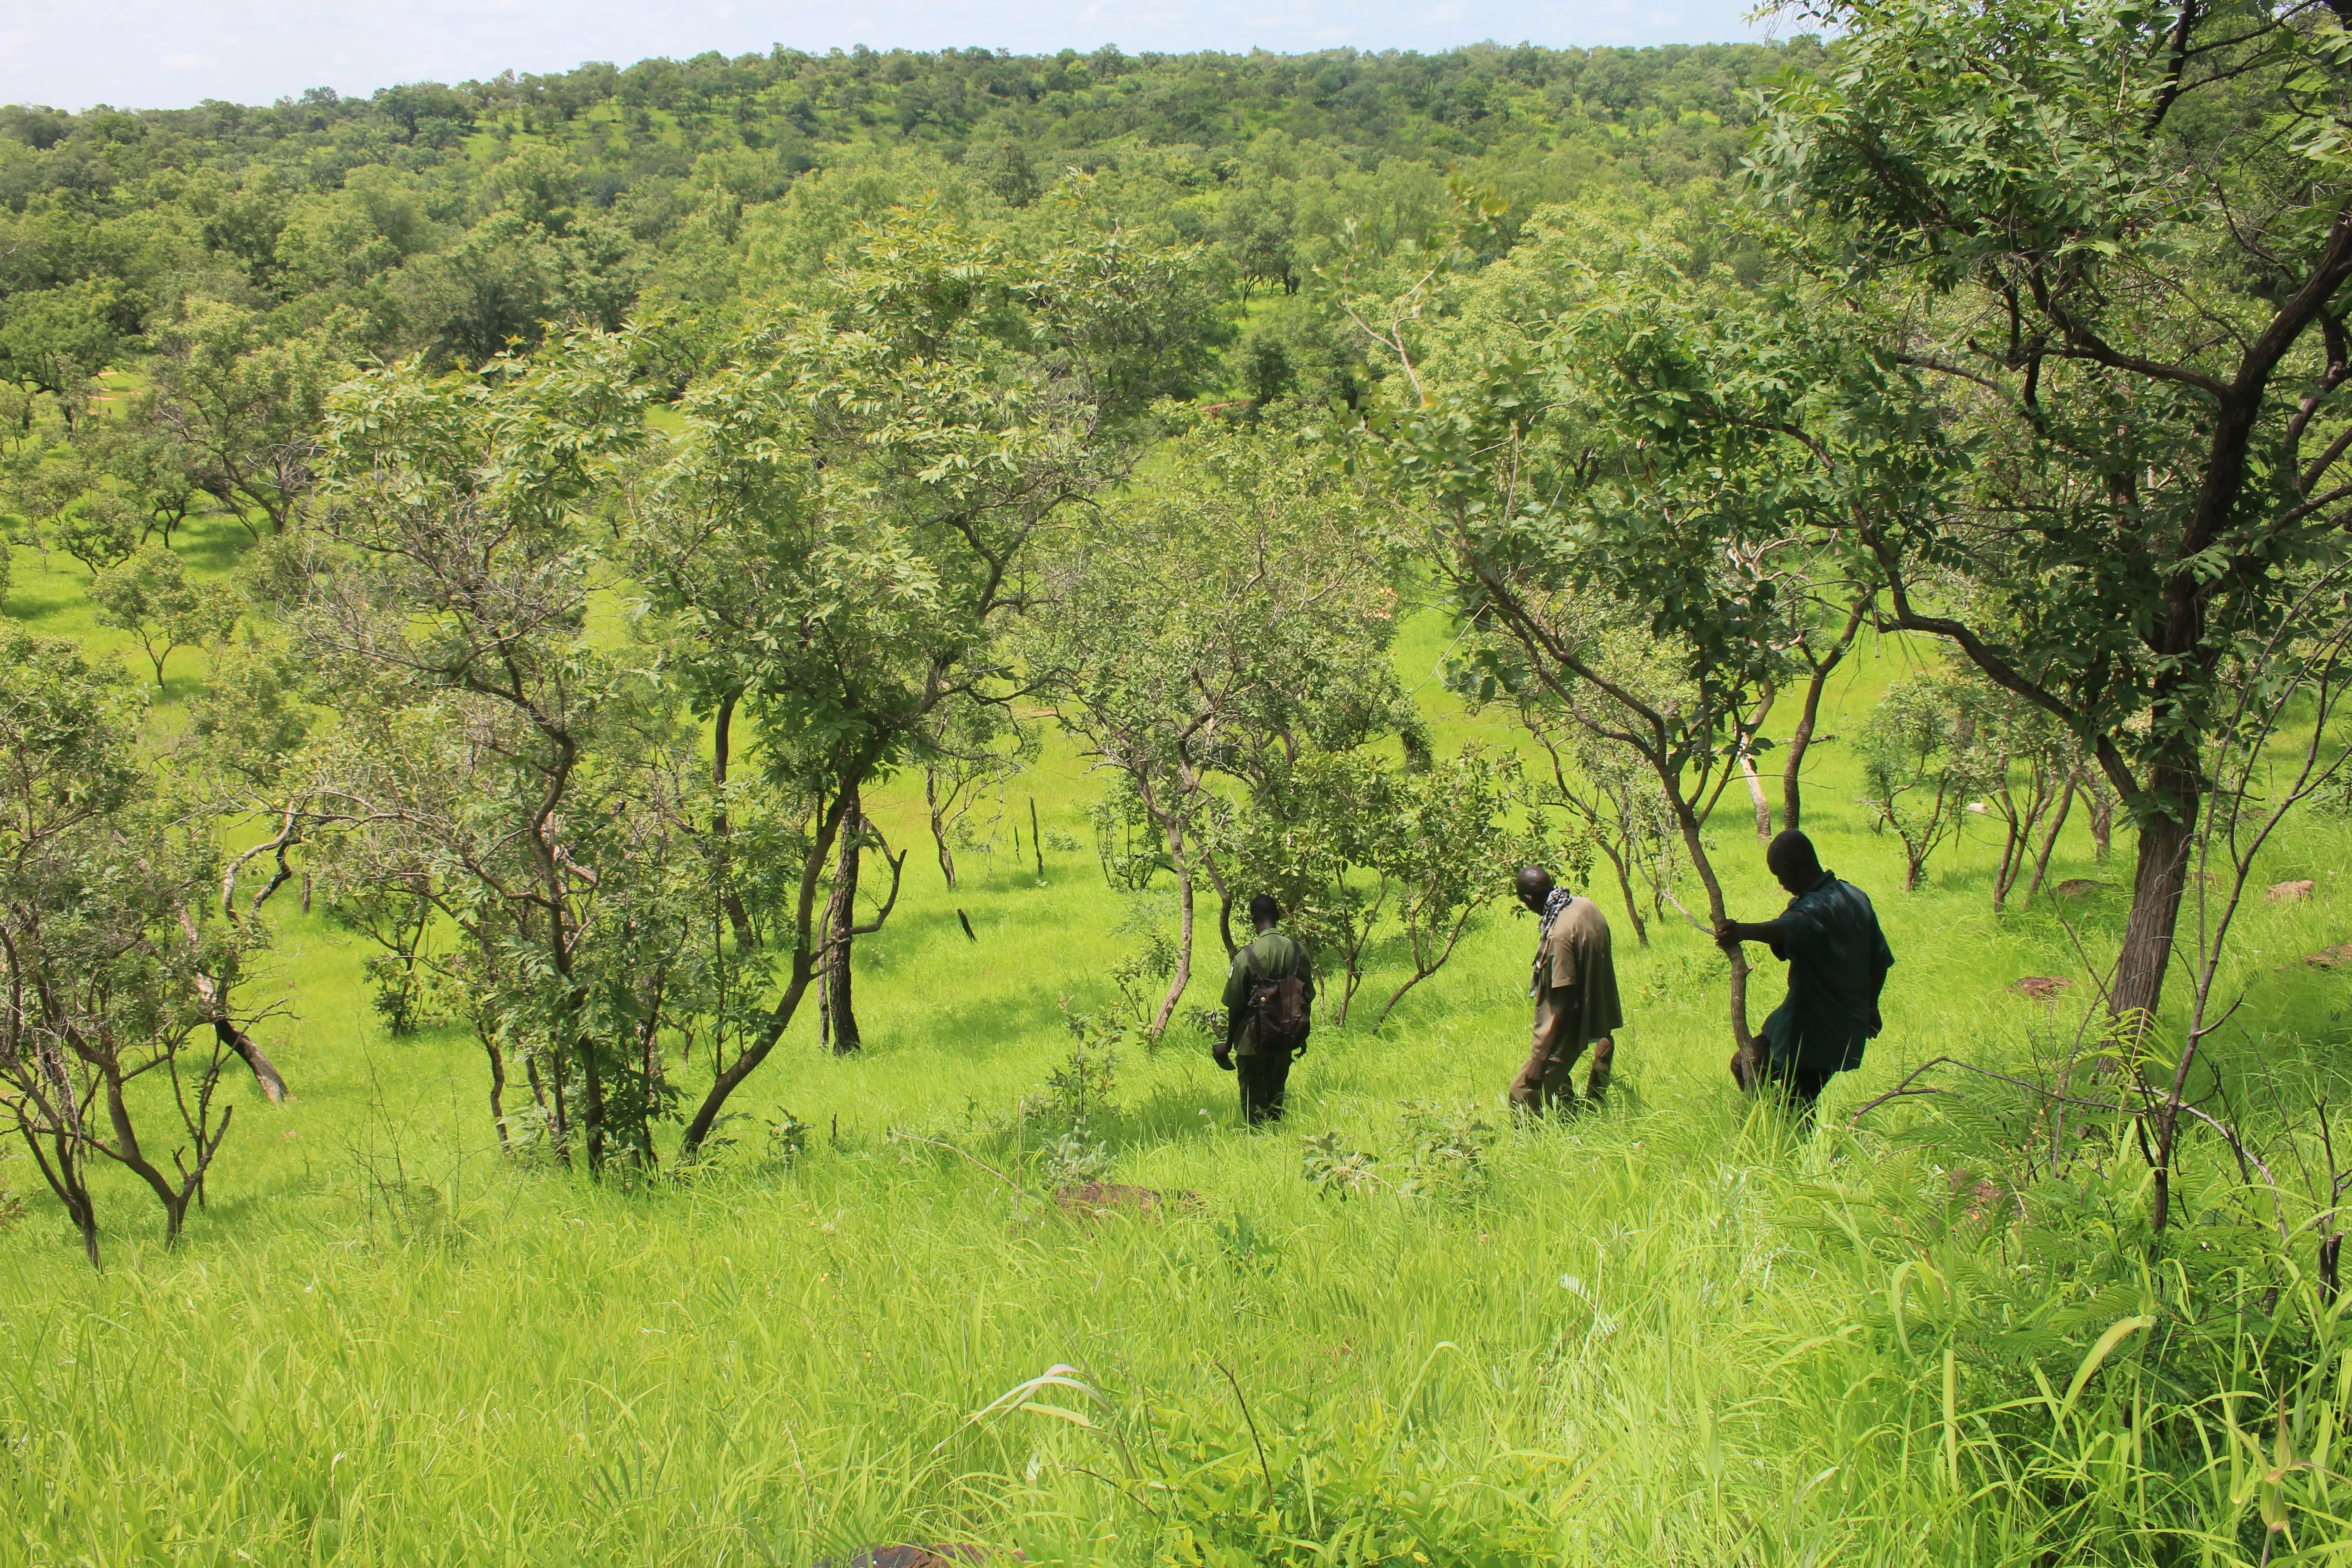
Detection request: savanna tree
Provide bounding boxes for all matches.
[1749,0,2352,1024]
[149,303,347,537]
[1363,205,1948,1085]
[1499,684,1682,946]
[0,447,90,567]
[1213,750,1393,1024]
[632,211,1218,1146]
[0,277,130,428]
[91,543,241,688]
[1024,417,1411,1036]
[298,335,718,1173]
[1370,742,1525,1026]
[1854,675,1979,892]
[1954,672,2078,911]
[919,693,1041,890]
[56,493,141,579]
[0,629,261,1267]
[78,398,216,549]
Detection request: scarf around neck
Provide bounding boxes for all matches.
[1538,887,1575,943]
[1530,887,1575,996]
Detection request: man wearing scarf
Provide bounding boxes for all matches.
[1509,864,1623,1113]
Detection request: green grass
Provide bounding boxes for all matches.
[3,530,2351,1564]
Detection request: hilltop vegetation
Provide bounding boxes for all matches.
[0,40,1806,398]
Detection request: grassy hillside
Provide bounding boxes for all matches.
[1,511,2348,1564]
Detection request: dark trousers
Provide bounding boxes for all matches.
[1236,1051,1294,1124]
[1767,1063,1837,1125]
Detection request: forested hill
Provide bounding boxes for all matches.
[0,41,1817,407]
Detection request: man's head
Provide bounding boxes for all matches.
[1249,893,1281,930]
[1765,829,1823,896]
[1514,864,1554,914]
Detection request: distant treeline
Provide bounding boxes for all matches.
[0,40,1819,398]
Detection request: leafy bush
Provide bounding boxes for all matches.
[767,1110,812,1166]
[1041,1120,1112,1188]
[1038,1000,1124,1126]
[1392,1101,1495,1205]
[1301,1129,1378,1199]
[1302,1103,1495,1206]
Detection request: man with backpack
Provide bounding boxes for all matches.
[1509,864,1623,1114]
[1217,893,1315,1125]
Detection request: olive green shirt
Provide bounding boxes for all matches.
[1221,929,1314,1057]
[1532,896,1623,1054]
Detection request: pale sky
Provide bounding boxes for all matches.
[1,1,1774,113]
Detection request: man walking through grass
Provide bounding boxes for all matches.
[1714,829,1895,1123]
[1509,865,1622,1114]
[1218,893,1314,1125]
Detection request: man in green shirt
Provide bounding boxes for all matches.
[1715,829,1895,1122]
[1218,893,1315,1125]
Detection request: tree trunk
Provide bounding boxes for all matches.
[2024,771,2077,909]
[576,1029,608,1173]
[1741,749,1773,842]
[1784,597,1867,831]
[1666,792,1757,1086]
[176,918,289,1102]
[73,1193,99,1269]
[18,1116,103,1270]
[677,778,867,1155]
[1030,798,1045,879]
[1201,848,1238,957]
[1990,797,2024,913]
[925,769,957,889]
[712,692,756,946]
[1597,836,1649,946]
[824,789,863,1056]
[2086,770,2116,861]
[1702,691,1773,831]
[214,1019,289,1103]
[547,1049,569,1165]
[2111,762,2198,1032]
[483,1034,510,1152]
[98,1068,204,1246]
[1152,848,1196,1042]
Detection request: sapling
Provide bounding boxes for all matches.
[91,542,240,688]
[1854,676,1978,892]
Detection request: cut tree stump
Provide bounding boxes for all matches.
[2269,879,2316,903]
[818,1548,1002,1568]
[2008,976,2074,1002]
[1054,1182,1197,1221]
[1946,1169,2017,1224]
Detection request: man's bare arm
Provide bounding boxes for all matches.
[1715,917,1786,949]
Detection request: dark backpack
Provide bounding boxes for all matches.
[1249,941,1311,1051]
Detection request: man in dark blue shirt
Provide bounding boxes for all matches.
[1715,830,1894,1122]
